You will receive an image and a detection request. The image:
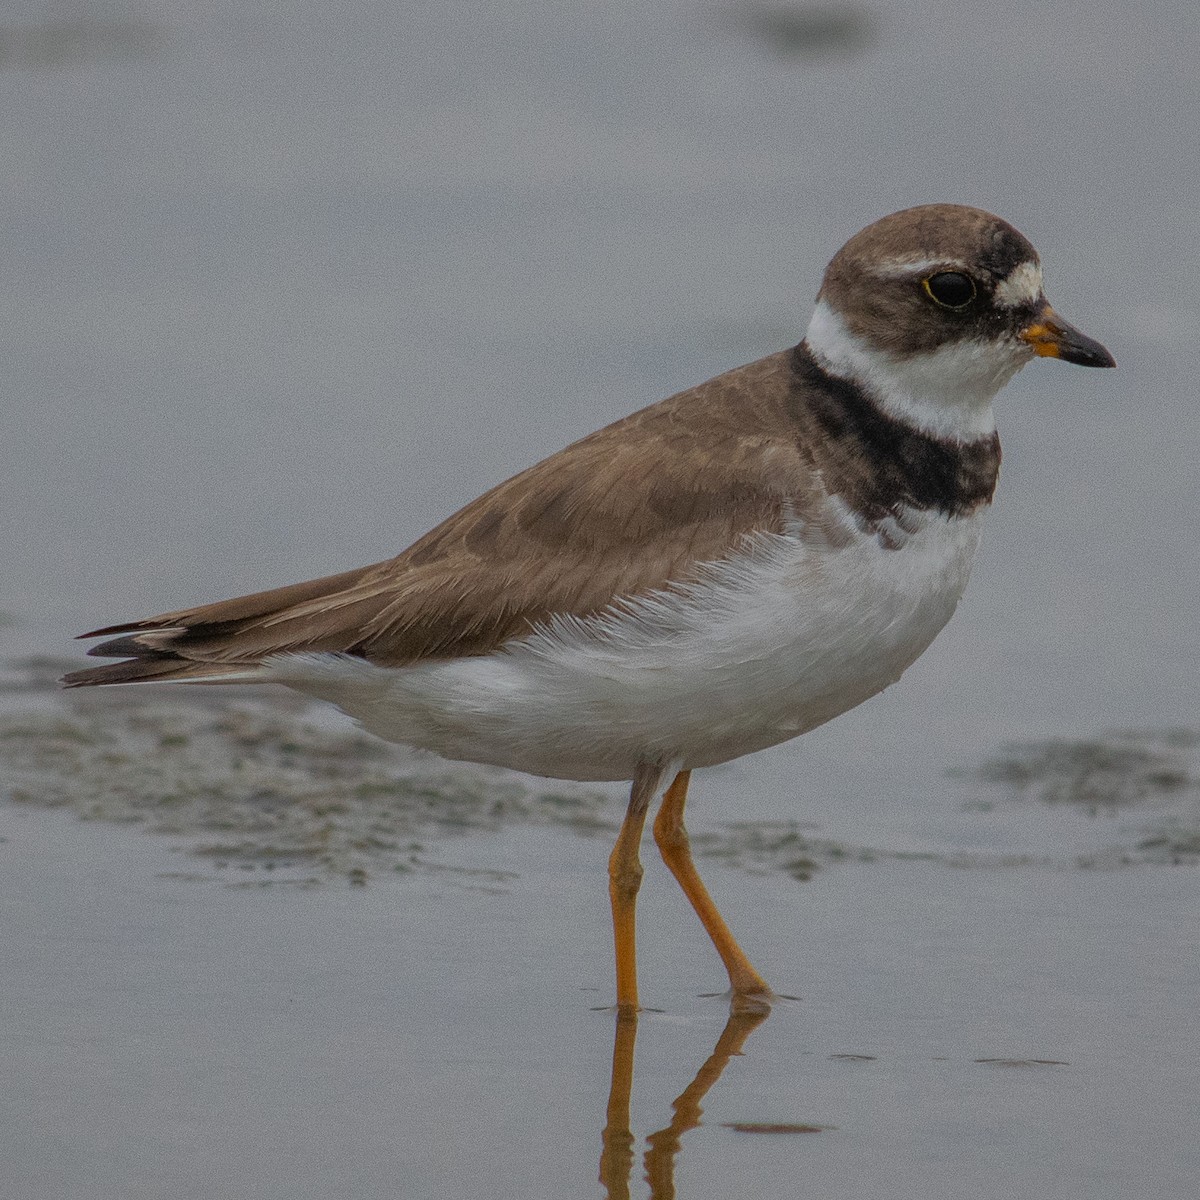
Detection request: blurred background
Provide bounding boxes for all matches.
[2,0,1196,763]
[1,3,1197,1199]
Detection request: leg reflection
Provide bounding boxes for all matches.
[599,1010,639,1200]
[599,1006,770,1200]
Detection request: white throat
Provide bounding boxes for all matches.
[803,299,1027,443]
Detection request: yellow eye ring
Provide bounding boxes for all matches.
[923,271,977,310]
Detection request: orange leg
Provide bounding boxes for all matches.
[653,770,772,1005]
[608,765,663,1012]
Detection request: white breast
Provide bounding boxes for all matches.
[267,502,987,782]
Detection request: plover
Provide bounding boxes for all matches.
[64,204,1115,1010]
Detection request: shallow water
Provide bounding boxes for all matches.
[4,785,1198,1200]
[2,0,1198,1196]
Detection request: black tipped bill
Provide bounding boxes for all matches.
[1020,305,1116,368]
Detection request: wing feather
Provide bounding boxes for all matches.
[63,351,819,686]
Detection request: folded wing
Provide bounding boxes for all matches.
[64,353,814,687]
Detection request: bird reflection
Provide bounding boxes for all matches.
[599,1004,770,1199]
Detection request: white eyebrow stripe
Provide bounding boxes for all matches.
[872,256,970,278]
[994,260,1043,308]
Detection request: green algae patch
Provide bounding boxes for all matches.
[4,655,1198,883]
[972,732,1197,811]
[961,729,1200,867]
[0,693,608,884]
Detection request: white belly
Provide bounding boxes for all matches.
[267,508,986,781]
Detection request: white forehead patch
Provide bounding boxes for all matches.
[993,260,1043,308]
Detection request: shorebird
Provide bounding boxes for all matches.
[64,204,1115,1010]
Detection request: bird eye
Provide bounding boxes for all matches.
[923,272,977,310]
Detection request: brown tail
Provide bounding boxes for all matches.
[61,564,383,688]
